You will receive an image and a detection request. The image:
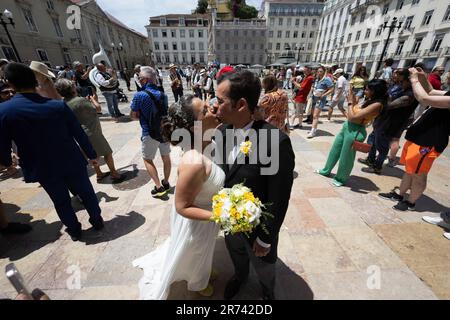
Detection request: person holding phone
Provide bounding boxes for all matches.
[379,67,450,214]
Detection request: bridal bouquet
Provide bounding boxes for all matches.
[211,184,270,235]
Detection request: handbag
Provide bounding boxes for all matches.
[352,126,371,153]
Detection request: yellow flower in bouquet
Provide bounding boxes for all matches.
[211,184,269,235]
[240,141,252,156]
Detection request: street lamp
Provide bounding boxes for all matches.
[0,9,22,62]
[111,42,124,70]
[296,44,305,65]
[376,16,404,73]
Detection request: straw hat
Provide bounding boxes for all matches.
[29,61,56,79]
[169,63,177,70]
[333,68,344,76]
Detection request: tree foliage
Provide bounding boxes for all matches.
[227,0,258,19]
[195,0,209,14]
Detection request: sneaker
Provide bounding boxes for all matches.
[151,186,167,198]
[161,180,171,192]
[387,158,399,168]
[393,200,416,212]
[379,189,404,202]
[307,130,316,139]
[197,283,214,297]
[358,158,374,166]
[314,169,329,177]
[361,166,382,175]
[444,233,450,240]
[294,124,302,129]
[422,216,450,229]
[331,179,344,187]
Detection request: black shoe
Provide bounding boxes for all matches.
[358,158,374,166]
[303,117,312,123]
[224,276,244,300]
[0,223,32,235]
[361,166,381,175]
[151,186,168,198]
[89,217,104,231]
[118,113,126,117]
[66,227,82,242]
[379,189,403,202]
[162,180,171,191]
[393,200,416,212]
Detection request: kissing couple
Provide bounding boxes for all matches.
[133,70,295,300]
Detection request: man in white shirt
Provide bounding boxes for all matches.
[94,63,123,119]
[328,68,348,121]
[284,67,293,89]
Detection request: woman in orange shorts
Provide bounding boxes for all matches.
[379,67,450,211]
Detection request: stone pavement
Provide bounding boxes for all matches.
[0,78,449,300]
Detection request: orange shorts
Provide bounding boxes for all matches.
[400,141,441,175]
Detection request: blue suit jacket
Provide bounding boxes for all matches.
[0,93,97,183]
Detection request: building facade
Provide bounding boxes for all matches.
[314,0,450,76]
[262,0,324,64]
[146,14,209,67]
[212,18,268,65]
[0,0,150,69]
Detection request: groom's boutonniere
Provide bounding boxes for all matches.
[240,141,252,156]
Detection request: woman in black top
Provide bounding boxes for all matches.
[378,67,450,213]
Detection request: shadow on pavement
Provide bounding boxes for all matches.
[111,164,151,191]
[71,191,119,214]
[415,195,448,213]
[380,165,405,179]
[81,210,145,245]
[347,175,380,194]
[167,237,314,300]
[0,203,63,261]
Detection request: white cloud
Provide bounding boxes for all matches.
[96,0,263,34]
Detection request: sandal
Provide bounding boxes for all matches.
[96,172,110,182]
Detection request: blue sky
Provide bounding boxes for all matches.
[97,0,263,34]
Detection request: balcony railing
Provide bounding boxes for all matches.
[404,50,422,58]
[350,0,386,14]
[423,48,443,57]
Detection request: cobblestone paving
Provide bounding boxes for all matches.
[1,79,449,300]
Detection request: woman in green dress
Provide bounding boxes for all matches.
[55,79,124,183]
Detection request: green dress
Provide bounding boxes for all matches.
[66,97,113,157]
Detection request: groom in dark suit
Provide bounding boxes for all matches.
[215,71,295,300]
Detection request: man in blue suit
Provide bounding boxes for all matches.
[0,63,103,241]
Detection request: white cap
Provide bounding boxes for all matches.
[333,68,344,76]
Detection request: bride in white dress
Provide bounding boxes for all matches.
[133,94,225,300]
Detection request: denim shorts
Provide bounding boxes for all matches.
[312,95,328,110]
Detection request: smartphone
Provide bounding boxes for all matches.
[5,263,32,299]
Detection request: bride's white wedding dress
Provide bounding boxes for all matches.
[132,161,225,300]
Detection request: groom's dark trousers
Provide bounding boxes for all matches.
[218,121,295,297]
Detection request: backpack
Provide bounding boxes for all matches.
[143,90,166,140]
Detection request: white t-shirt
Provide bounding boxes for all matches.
[333,75,348,101]
[286,69,293,79]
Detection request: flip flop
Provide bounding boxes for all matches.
[96,172,110,182]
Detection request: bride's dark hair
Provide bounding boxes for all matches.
[161,94,196,146]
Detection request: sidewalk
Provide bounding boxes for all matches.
[0,80,449,300]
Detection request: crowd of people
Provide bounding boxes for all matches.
[0,53,449,301]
